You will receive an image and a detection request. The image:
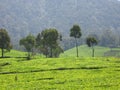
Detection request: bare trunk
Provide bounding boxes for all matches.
[50,48,53,57]
[92,46,94,57]
[2,48,4,58]
[75,38,79,57]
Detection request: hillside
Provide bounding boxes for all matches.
[60,45,120,57]
[0,57,120,89]
[60,45,111,57]
[0,50,27,58]
[0,0,120,45]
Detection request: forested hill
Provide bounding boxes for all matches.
[0,0,120,43]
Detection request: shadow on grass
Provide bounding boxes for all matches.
[115,61,120,63]
[0,62,11,66]
[0,56,27,59]
[0,56,31,61]
[0,56,11,58]
[0,66,107,75]
[38,78,54,81]
[94,84,119,88]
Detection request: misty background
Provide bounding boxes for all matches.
[0,0,120,50]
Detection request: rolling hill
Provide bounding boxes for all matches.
[60,45,120,57]
[60,45,110,57]
[0,56,120,89]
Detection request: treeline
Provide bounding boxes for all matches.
[0,28,63,59]
[0,25,120,59]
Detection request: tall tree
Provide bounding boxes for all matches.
[86,36,98,57]
[19,34,35,59]
[0,28,12,58]
[70,24,82,57]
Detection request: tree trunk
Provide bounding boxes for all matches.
[75,38,79,57]
[1,48,4,58]
[92,46,94,57]
[50,48,53,58]
[27,52,31,60]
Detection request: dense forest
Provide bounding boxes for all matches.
[0,0,120,50]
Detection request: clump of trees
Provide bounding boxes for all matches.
[36,28,63,58]
[0,28,12,58]
[19,28,63,59]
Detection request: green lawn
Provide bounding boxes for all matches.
[0,57,120,90]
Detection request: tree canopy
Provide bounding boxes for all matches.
[0,28,12,57]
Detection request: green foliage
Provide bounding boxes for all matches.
[0,28,12,57]
[86,36,98,47]
[70,25,82,38]
[41,28,59,46]
[36,28,63,58]
[19,34,36,59]
[36,33,41,47]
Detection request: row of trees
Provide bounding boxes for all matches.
[0,25,98,59]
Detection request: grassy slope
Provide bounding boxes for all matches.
[60,45,110,57]
[0,48,120,89]
[0,57,120,90]
[0,50,27,57]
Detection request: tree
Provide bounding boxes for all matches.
[37,28,62,58]
[70,24,82,57]
[19,34,35,59]
[0,28,12,58]
[86,36,98,57]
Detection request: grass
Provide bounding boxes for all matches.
[60,45,110,57]
[0,50,27,58]
[0,57,120,90]
[0,46,120,89]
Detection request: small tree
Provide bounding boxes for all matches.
[19,34,35,59]
[86,36,98,57]
[0,28,12,58]
[70,24,82,57]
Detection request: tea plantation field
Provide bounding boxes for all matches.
[0,57,120,90]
